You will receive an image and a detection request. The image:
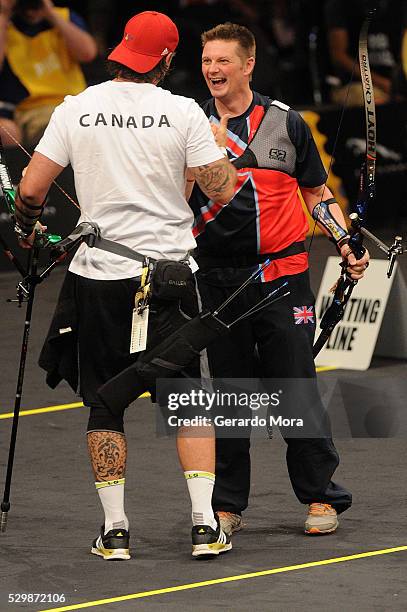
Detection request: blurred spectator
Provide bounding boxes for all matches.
[83,2,179,87]
[391,27,407,99]
[85,0,113,55]
[258,1,331,106]
[0,0,97,148]
[86,1,178,55]
[82,1,278,103]
[325,0,407,106]
[171,0,278,101]
[265,0,309,104]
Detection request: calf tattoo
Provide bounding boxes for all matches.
[87,431,127,481]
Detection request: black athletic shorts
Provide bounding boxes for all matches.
[73,272,200,407]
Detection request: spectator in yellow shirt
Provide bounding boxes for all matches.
[0,0,97,148]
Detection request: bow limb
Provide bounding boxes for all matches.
[0,134,17,216]
[0,124,80,211]
[0,136,28,275]
[313,7,376,358]
[348,9,376,256]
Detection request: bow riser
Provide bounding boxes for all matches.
[0,137,61,248]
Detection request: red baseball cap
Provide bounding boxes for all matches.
[108,11,179,74]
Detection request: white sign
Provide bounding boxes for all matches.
[315,257,395,370]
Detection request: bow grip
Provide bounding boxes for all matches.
[348,235,366,261]
[348,213,366,260]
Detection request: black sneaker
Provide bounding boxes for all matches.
[191,517,232,557]
[91,526,130,560]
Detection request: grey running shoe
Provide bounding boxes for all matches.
[305,503,338,535]
[216,511,243,536]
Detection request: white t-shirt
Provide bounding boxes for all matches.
[36,81,223,279]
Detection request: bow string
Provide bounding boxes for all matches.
[313,7,376,357]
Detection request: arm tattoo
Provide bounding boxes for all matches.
[87,431,127,481]
[194,158,235,200]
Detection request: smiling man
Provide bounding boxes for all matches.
[188,23,369,538]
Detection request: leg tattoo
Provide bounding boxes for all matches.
[87,431,127,482]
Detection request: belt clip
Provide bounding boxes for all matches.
[137,257,152,312]
[83,222,100,248]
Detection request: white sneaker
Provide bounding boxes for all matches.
[305,503,338,535]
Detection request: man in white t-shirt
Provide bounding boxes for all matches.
[13,11,237,560]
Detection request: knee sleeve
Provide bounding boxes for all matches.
[87,405,124,434]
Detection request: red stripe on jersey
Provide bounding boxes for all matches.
[226,137,245,157]
[247,105,265,143]
[193,217,206,238]
[224,105,265,156]
[251,168,309,254]
[193,172,250,237]
[262,253,309,282]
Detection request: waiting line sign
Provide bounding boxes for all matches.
[314,257,399,370]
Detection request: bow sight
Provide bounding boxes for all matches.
[349,213,405,280]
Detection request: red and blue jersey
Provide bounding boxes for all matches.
[189,92,327,282]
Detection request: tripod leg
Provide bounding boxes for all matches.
[1,247,39,532]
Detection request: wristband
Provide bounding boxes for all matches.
[329,235,351,256]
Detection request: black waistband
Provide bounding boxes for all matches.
[196,241,306,269]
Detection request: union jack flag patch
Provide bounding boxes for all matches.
[293,306,314,324]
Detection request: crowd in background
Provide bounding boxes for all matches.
[75,0,407,105]
[0,0,406,149]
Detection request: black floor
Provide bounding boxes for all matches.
[0,237,406,612]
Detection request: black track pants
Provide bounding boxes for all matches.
[197,269,352,515]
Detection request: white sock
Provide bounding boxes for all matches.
[184,471,217,530]
[95,478,129,534]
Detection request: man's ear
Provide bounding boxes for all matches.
[244,56,255,77]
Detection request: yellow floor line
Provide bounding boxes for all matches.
[0,402,85,420]
[315,366,338,372]
[39,545,407,612]
[0,394,150,420]
[0,367,334,420]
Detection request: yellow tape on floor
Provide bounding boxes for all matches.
[0,367,336,420]
[38,545,407,611]
[0,395,150,420]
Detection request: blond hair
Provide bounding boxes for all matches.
[201,22,256,60]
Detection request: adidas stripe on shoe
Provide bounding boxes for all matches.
[191,517,232,557]
[91,526,130,560]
